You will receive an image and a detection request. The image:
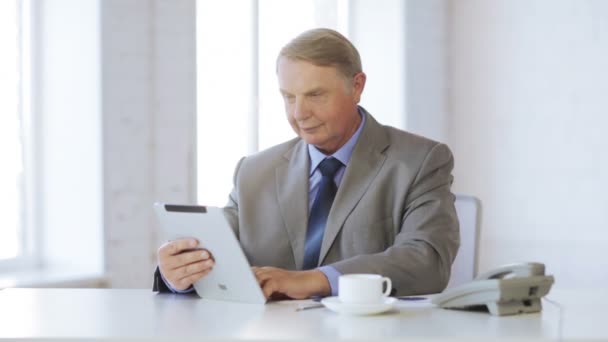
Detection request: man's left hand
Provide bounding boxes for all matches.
[252,267,331,300]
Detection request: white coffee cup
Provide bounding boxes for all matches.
[338,274,392,304]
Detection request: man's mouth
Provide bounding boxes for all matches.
[301,125,321,133]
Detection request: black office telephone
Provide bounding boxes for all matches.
[431,262,555,316]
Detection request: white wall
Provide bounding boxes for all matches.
[404,0,449,143]
[350,0,449,142]
[101,0,196,287]
[448,0,608,289]
[350,0,406,129]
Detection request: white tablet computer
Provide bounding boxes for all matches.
[154,203,266,304]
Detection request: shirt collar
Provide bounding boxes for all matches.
[308,108,367,176]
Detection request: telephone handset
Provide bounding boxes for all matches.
[475,262,546,280]
[431,262,554,316]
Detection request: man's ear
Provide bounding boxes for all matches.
[352,72,366,103]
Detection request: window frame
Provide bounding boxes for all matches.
[0,0,41,272]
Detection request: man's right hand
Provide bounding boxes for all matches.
[157,238,215,291]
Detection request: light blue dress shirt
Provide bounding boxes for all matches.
[308,110,366,296]
[165,110,367,296]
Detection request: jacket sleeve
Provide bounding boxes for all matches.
[152,266,171,293]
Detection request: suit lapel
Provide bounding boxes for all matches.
[319,110,390,264]
[276,140,310,269]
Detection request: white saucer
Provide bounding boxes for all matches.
[321,297,397,315]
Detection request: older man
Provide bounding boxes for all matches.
[154,28,459,299]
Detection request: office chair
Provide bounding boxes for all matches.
[447,194,482,288]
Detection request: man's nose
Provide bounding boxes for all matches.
[293,98,308,120]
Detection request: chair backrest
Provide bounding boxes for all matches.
[447,194,482,288]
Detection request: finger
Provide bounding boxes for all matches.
[255,267,285,284]
[253,266,276,278]
[162,248,210,270]
[175,258,215,279]
[253,273,266,286]
[158,251,202,270]
[261,279,278,299]
[253,268,274,285]
[202,249,216,263]
[158,238,198,257]
[163,259,212,288]
[252,267,263,278]
[176,267,213,290]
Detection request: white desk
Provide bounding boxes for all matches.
[0,288,603,341]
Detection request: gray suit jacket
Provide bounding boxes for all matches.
[224,108,460,296]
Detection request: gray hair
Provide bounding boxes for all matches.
[277,28,362,80]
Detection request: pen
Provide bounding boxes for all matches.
[397,296,427,301]
[295,304,325,311]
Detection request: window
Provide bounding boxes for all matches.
[1,0,106,280]
[196,0,349,206]
[0,0,33,267]
[257,0,349,150]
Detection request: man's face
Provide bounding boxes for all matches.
[277,57,366,155]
